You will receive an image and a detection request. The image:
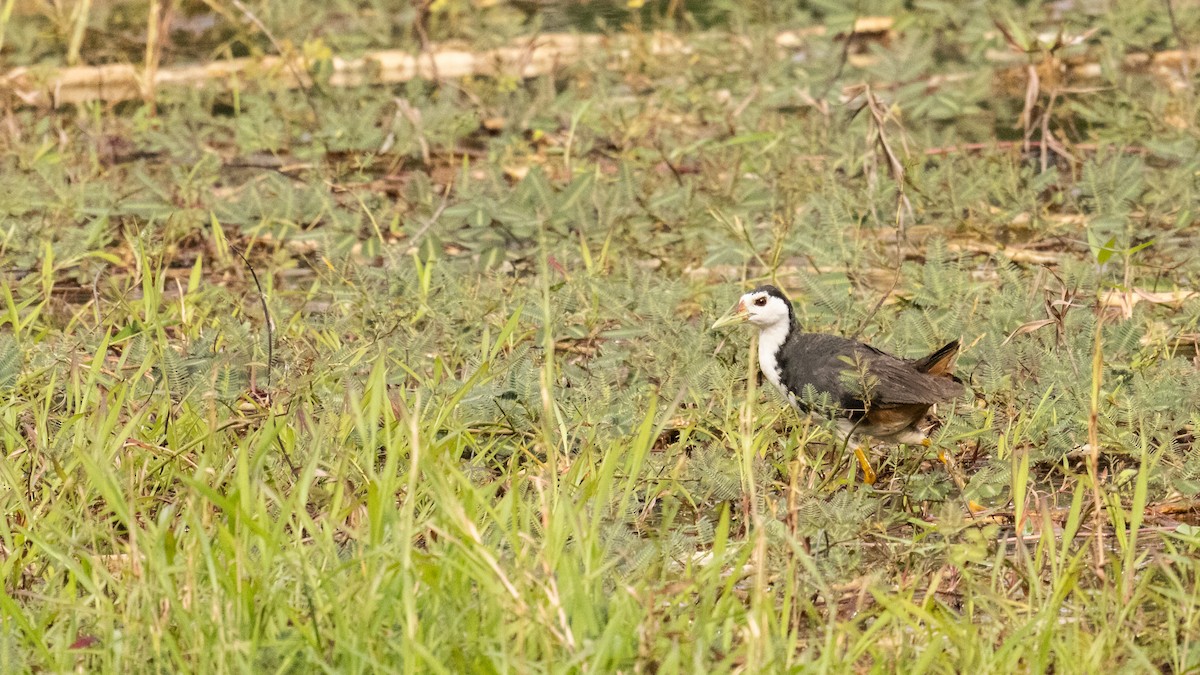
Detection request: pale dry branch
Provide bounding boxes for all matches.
[1100,287,1198,319]
[2,32,615,107]
[6,17,1200,109]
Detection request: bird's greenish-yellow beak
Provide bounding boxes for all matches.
[711,300,749,330]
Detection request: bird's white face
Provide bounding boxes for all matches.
[739,290,791,328]
[711,289,792,330]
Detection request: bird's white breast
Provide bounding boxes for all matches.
[756,321,796,408]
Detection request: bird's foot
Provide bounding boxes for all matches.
[937,445,968,492]
[853,446,877,485]
[920,437,950,465]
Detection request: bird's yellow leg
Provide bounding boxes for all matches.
[854,446,877,485]
[921,437,946,464]
[934,439,970,494]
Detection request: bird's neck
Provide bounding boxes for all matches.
[756,320,793,390]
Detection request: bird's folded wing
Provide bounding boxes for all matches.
[862,355,965,406]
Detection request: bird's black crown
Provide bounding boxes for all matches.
[751,284,791,304]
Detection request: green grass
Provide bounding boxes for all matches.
[3,0,1200,671]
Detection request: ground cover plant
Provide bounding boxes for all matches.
[2,0,1200,671]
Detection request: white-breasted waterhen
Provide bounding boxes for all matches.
[712,284,963,484]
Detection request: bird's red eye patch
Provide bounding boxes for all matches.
[753,296,767,307]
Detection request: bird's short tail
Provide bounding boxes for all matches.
[912,340,960,376]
